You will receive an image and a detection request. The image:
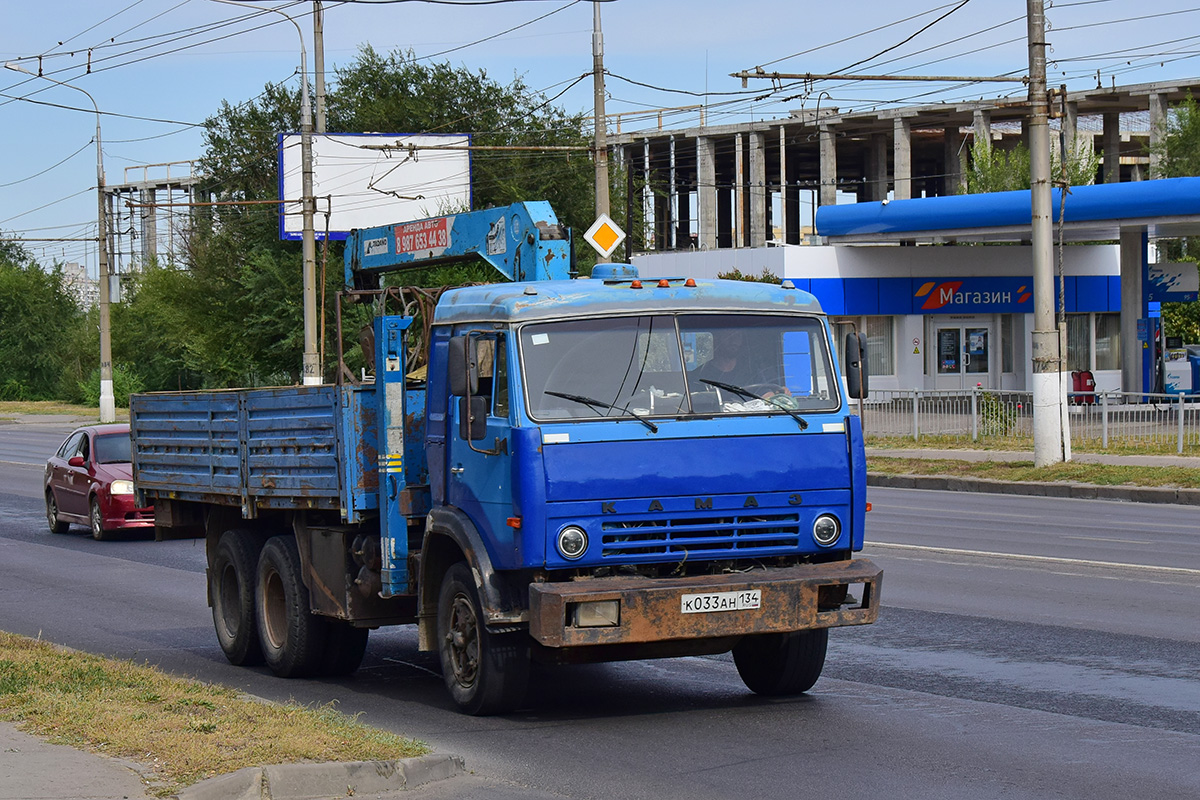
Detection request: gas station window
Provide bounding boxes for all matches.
[1095,313,1120,370]
[1066,314,1091,371]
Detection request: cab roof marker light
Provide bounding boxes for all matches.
[781,280,796,289]
[630,280,643,289]
[657,279,671,288]
[685,278,696,287]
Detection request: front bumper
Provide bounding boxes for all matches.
[529,558,881,647]
[104,492,155,530]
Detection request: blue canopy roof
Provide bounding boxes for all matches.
[816,176,1200,243]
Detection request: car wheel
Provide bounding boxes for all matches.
[89,497,110,541]
[437,562,530,715]
[211,530,268,666]
[255,536,330,678]
[46,491,69,534]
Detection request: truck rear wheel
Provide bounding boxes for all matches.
[437,562,529,715]
[733,628,828,696]
[211,530,267,666]
[256,535,329,678]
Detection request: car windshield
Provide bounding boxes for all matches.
[520,313,840,422]
[93,433,132,464]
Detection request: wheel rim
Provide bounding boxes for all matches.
[445,593,480,688]
[90,502,102,537]
[261,567,287,651]
[217,563,240,634]
[47,496,58,528]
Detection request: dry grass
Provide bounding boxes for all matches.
[0,400,124,420]
[868,456,1200,488]
[0,632,427,797]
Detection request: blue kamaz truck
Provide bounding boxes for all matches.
[130,202,881,715]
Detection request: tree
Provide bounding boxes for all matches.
[0,240,86,400]
[966,136,1098,194]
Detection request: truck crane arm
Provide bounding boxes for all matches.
[344,201,574,289]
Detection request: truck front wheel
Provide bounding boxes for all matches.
[733,628,828,696]
[256,535,329,678]
[211,530,266,666]
[437,563,529,715]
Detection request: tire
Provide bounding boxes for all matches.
[321,622,370,677]
[255,536,330,678]
[89,497,110,541]
[437,562,529,715]
[211,530,268,666]
[46,492,69,534]
[733,628,829,696]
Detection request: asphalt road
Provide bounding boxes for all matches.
[1,423,1197,799]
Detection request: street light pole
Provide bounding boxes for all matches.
[215,0,320,385]
[6,62,115,422]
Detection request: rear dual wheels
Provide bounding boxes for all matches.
[733,628,828,696]
[437,562,529,716]
[210,531,368,677]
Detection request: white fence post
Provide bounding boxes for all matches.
[912,390,920,441]
[1101,391,1109,450]
[1178,393,1185,455]
[971,386,979,442]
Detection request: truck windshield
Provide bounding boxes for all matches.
[520,313,840,422]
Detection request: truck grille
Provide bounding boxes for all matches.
[600,514,801,557]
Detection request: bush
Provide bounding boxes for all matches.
[0,379,30,401]
[78,364,145,408]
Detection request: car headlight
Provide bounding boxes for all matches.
[110,480,135,496]
[556,525,588,560]
[812,514,841,547]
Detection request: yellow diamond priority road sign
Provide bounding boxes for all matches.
[583,213,626,258]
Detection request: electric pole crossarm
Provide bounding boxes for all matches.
[731,70,1027,85]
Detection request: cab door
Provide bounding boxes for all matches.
[447,332,516,558]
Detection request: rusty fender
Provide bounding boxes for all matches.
[529,559,881,648]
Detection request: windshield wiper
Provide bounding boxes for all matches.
[698,379,809,430]
[544,390,659,433]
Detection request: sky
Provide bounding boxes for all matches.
[4,0,1200,278]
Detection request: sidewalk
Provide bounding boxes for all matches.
[0,719,463,800]
[866,446,1200,505]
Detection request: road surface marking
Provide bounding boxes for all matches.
[867,541,1200,576]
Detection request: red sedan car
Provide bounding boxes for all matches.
[44,423,154,540]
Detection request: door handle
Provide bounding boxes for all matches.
[450,466,465,475]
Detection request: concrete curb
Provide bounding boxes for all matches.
[173,754,465,800]
[867,473,1200,505]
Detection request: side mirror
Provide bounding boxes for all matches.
[459,396,489,441]
[68,456,86,468]
[845,332,869,399]
[448,335,478,397]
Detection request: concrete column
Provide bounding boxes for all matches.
[140,187,157,265]
[819,123,837,207]
[749,132,767,248]
[668,136,677,249]
[943,126,965,196]
[778,125,787,245]
[869,134,889,201]
[677,183,692,248]
[1103,112,1121,183]
[973,109,992,150]
[734,133,745,247]
[1149,93,1167,178]
[643,139,653,250]
[893,117,912,200]
[1120,228,1145,393]
[697,136,717,250]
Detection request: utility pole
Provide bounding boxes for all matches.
[1028,0,1068,464]
[313,1,326,133]
[592,1,611,263]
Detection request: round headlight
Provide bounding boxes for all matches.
[557,526,588,560]
[812,514,841,547]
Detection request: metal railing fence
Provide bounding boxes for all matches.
[855,389,1200,454]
